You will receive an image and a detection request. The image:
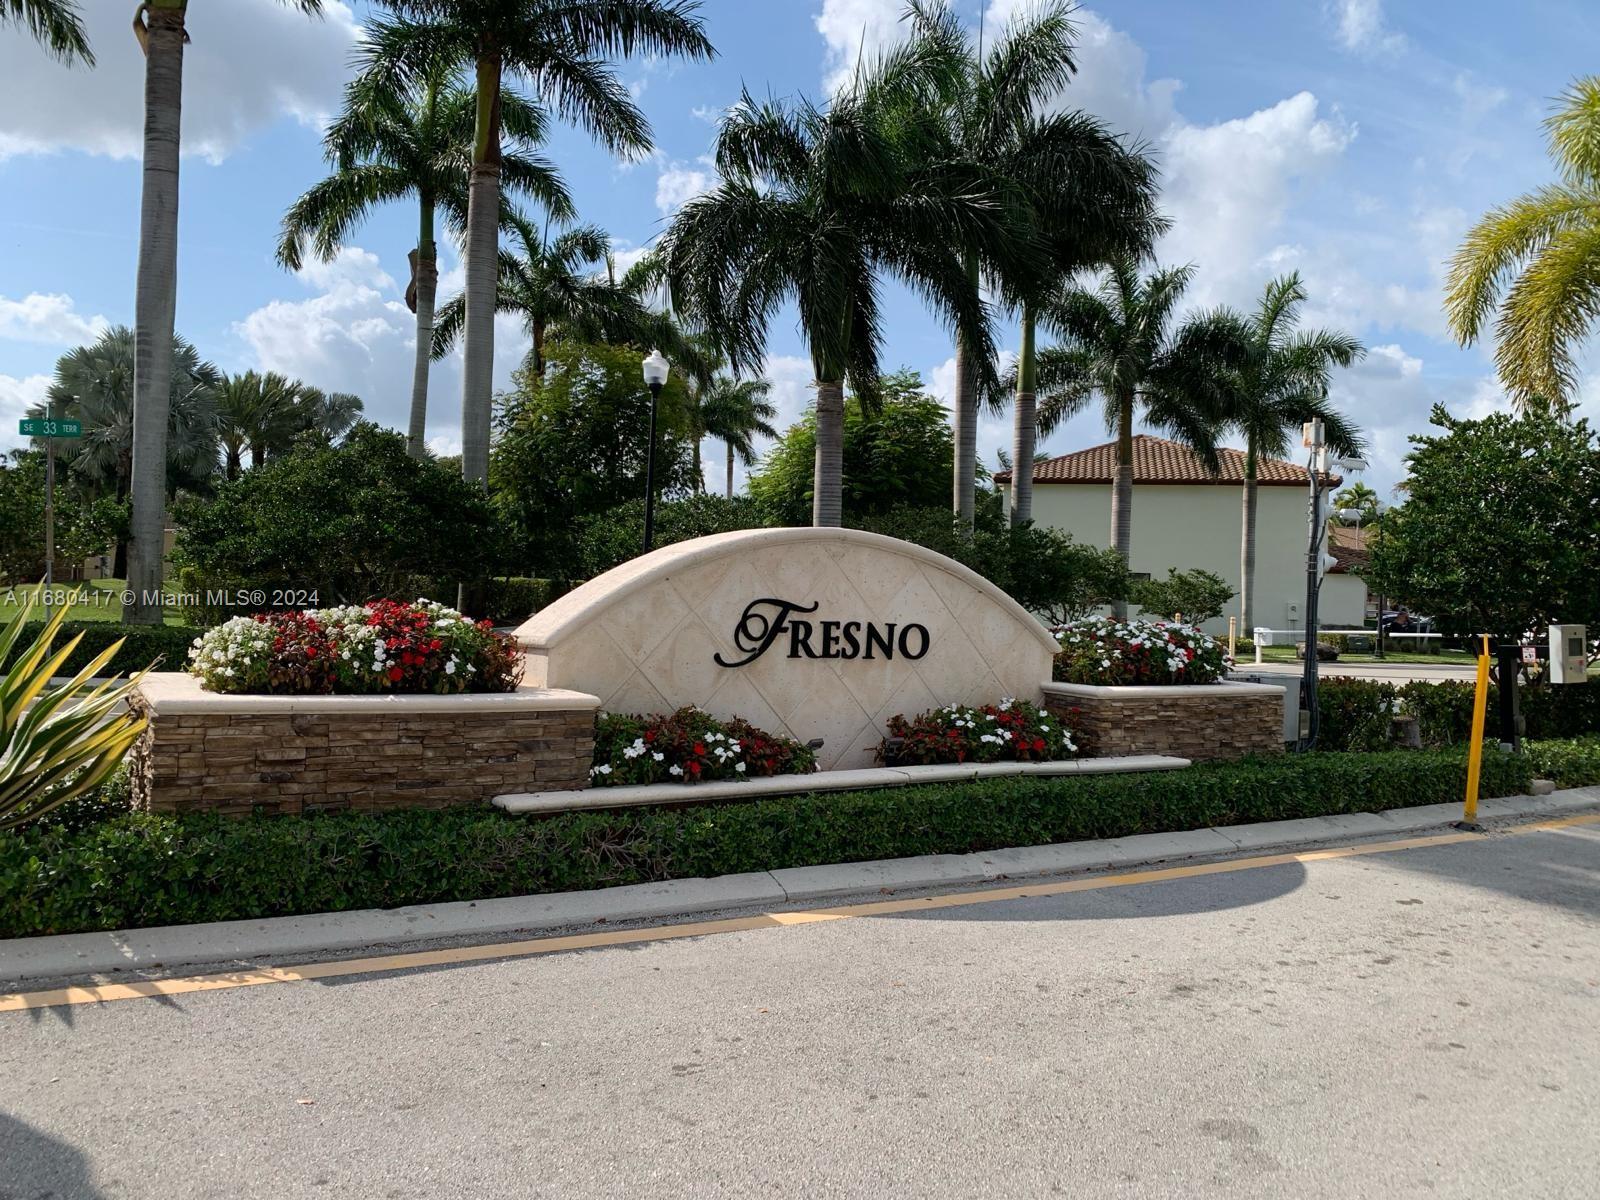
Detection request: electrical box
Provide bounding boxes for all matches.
[1548,624,1588,684]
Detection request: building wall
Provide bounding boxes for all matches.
[1006,480,1337,636]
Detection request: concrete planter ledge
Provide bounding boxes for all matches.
[1042,680,1285,699]
[135,672,600,715]
[494,754,1189,814]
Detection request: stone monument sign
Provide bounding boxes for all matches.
[516,528,1058,770]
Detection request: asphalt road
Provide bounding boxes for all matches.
[4,821,1598,1200]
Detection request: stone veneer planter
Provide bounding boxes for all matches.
[127,673,601,816]
[1041,680,1285,762]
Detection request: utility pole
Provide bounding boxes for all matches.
[1299,419,1330,751]
[43,400,55,624]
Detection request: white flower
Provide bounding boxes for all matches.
[669,764,683,777]
[735,762,746,773]
[652,751,665,762]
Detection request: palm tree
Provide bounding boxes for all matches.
[905,1,1161,530]
[126,0,326,625]
[687,372,777,496]
[1445,76,1600,411]
[1212,274,1364,633]
[361,1,715,493]
[432,219,678,377]
[1034,255,1238,617]
[213,374,364,479]
[1332,481,1380,522]
[278,70,572,458]
[661,36,1022,526]
[32,326,219,574]
[215,371,300,480]
[2,0,92,62]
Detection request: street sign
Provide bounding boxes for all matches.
[19,418,82,437]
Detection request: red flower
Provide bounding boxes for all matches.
[388,666,403,682]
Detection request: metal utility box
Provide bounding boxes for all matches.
[1548,624,1588,684]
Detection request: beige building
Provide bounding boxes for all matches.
[997,435,1366,635]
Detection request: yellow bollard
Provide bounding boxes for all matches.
[1460,633,1491,827]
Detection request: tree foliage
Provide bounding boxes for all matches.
[748,372,956,527]
[1131,568,1236,625]
[1364,405,1600,637]
[574,494,766,579]
[174,424,503,604]
[491,340,698,576]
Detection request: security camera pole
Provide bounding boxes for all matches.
[1298,419,1330,750]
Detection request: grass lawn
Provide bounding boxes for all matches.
[0,580,187,626]
[1250,644,1478,666]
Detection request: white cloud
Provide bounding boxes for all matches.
[233,245,530,454]
[690,104,723,125]
[1328,0,1406,57]
[0,373,51,455]
[815,0,908,93]
[0,0,360,162]
[0,292,109,345]
[655,158,715,215]
[1159,92,1355,308]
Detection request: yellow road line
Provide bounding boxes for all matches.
[4,811,1596,1014]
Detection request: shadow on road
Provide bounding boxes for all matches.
[1380,824,1600,919]
[875,860,1309,924]
[0,1111,108,1198]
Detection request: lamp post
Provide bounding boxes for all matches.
[1298,419,1367,751]
[641,350,670,554]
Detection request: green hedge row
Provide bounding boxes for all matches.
[1318,677,1600,751]
[0,748,1535,938]
[0,620,197,678]
[1522,737,1600,788]
[484,576,573,626]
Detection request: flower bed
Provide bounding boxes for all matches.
[1054,617,1228,686]
[188,599,521,695]
[590,707,818,786]
[880,700,1076,766]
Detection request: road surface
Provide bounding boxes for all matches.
[3,819,1598,1199]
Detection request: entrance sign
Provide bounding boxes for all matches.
[517,528,1059,770]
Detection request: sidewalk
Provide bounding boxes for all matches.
[5,786,1596,989]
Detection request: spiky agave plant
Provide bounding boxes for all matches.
[0,591,147,830]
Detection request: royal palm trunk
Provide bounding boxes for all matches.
[1110,388,1135,619]
[1010,308,1038,526]
[950,251,980,529]
[407,237,438,459]
[459,54,503,491]
[127,2,185,625]
[813,379,846,527]
[725,441,735,499]
[1239,451,1259,634]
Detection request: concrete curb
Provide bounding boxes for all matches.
[3,787,1598,987]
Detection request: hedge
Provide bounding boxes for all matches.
[1318,677,1600,751]
[0,748,1534,938]
[484,576,573,626]
[0,620,198,678]
[1522,736,1600,788]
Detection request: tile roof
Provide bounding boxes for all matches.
[995,434,1327,487]
[1326,523,1370,575]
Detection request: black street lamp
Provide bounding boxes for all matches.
[641,349,670,554]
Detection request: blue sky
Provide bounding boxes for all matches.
[2,0,1597,498]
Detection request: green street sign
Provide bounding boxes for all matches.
[18,418,82,438]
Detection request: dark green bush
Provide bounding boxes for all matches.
[0,620,199,677]
[484,577,572,625]
[0,748,1531,937]
[1523,737,1600,788]
[1316,677,1600,751]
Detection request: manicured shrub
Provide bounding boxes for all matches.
[0,620,200,677]
[1315,677,1600,752]
[0,747,1534,937]
[881,700,1075,765]
[189,600,521,695]
[1523,737,1600,787]
[484,577,571,625]
[590,707,817,785]
[1054,617,1229,685]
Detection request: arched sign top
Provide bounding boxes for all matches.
[517,528,1058,770]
